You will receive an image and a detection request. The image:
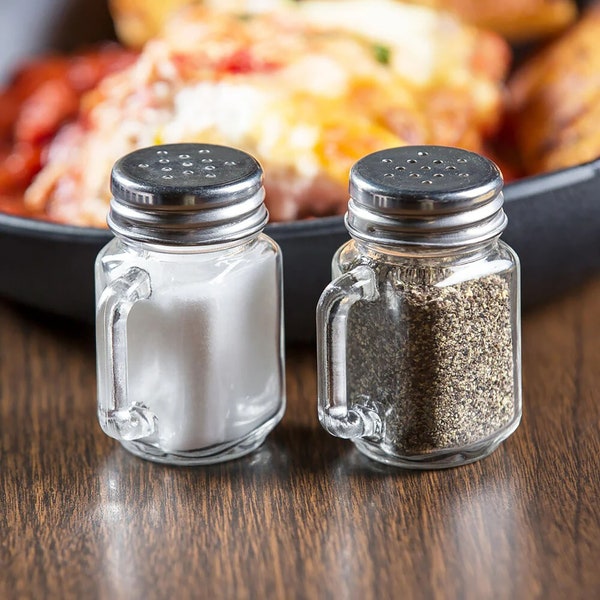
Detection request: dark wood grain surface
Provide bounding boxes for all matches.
[1,279,599,600]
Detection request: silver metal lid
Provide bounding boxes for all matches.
[108,143,268,245]
[346,146,507,247]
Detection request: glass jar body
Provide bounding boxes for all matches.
[95,233,285,465]
[318,238,521,469]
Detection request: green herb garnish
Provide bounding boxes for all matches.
[373,44,391,66]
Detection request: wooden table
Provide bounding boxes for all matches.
[1,279,599,600]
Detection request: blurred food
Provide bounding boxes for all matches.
[109,0,193,49]
[1,0,596,228]
[508,2,600,174]
[23,1,509,225]
[404,0,577,41]
[0,45,136,216]
[109,0,288,48]
[109,0,577,48]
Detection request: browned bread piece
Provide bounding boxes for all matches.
[109,0,288,48]
[408,0,577,41]
[508,3,600,174]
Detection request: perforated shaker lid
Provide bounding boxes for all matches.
[108,143,268,245]
[346,146,507,247]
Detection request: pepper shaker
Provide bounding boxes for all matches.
[95,143,285,465]
[317,146,521,469]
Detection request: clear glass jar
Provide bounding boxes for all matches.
[317,146,521,469]
[95,143,285,465]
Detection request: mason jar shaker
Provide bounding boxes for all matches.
[96,143,285,465]
[317,146,521,469]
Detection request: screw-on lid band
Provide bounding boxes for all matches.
[346,146,507,247]
[108,143,268,245]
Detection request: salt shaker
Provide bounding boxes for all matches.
[317,146,521,469]
[95,143,285,465]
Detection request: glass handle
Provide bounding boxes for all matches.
[317,265,381,440]
[96,267,155,441]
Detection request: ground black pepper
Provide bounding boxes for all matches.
[346,266,515,455]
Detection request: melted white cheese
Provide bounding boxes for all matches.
[164,82,267,142]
